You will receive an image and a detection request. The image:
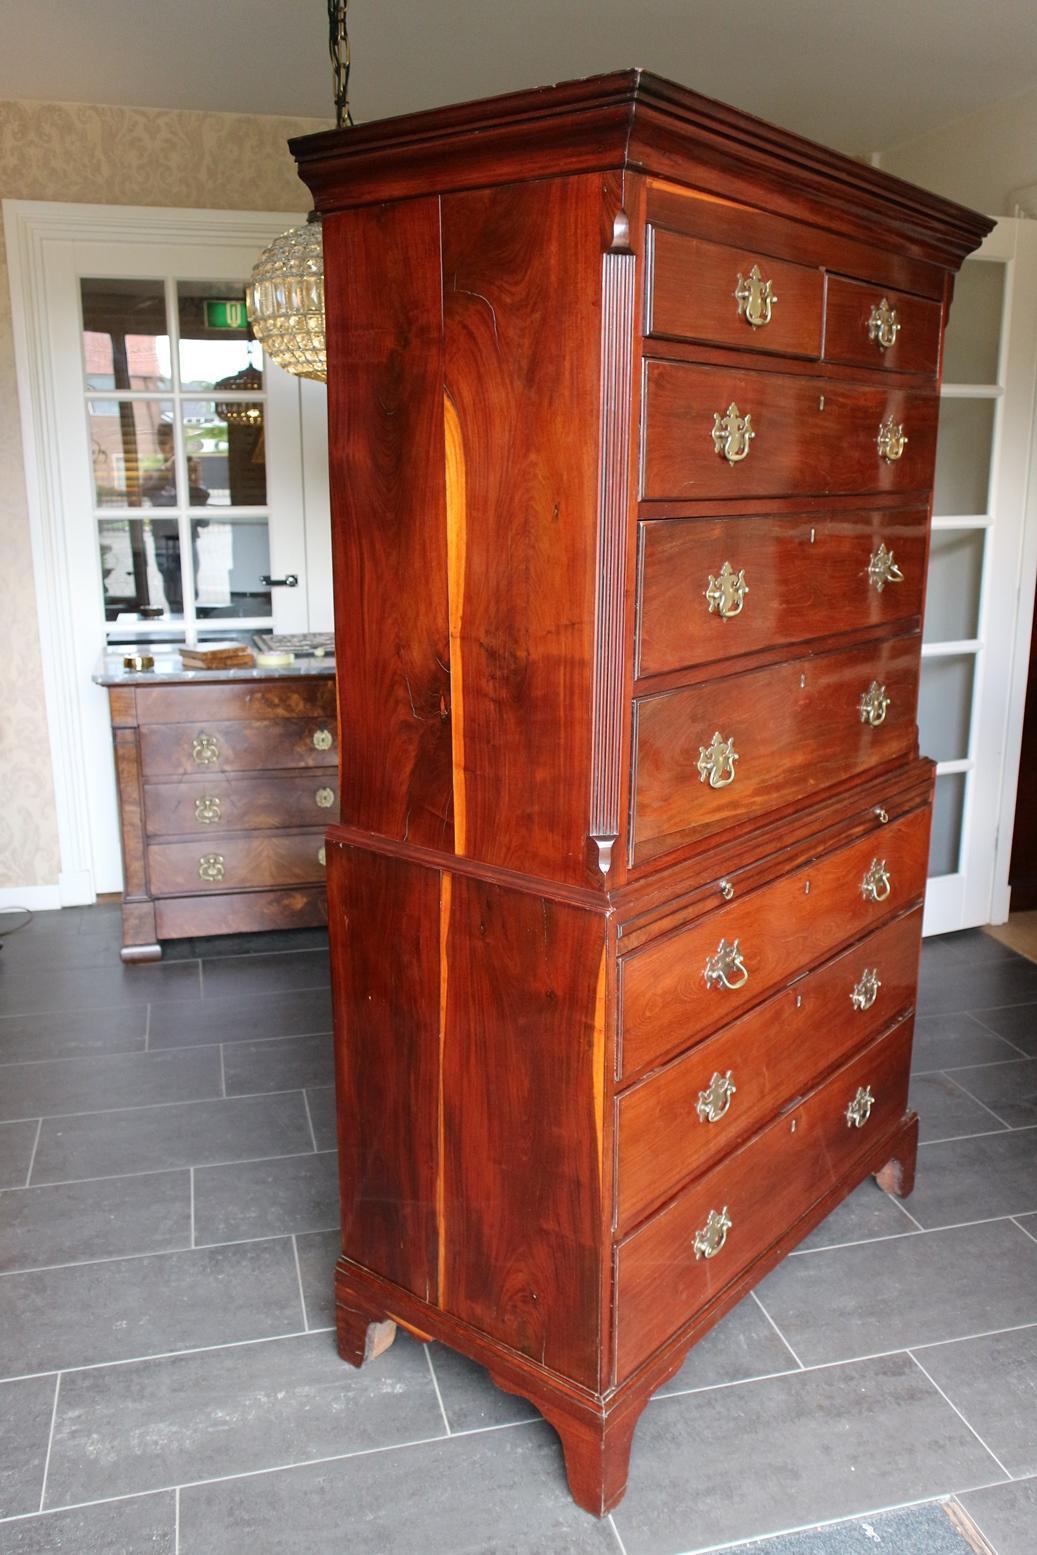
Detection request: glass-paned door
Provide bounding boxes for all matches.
[922,218,1037,934]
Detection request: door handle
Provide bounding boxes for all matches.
[260,574,299,588]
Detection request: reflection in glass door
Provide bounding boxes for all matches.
[922,220,1037,935]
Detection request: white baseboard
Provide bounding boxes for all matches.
[0,884,64,912]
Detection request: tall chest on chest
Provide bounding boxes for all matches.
[293,72,991,1515]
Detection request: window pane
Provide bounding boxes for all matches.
[81,278,171,391]
[177,281,262,391]
[918,655,975,763]
[89,399,176,507]
[182,401,266,506]
[99,517,182,620]
[929,772,966,877]
[923,528,985,643]
[943,262,1005,385]
[933,398,995,516]
[192,518,271,617]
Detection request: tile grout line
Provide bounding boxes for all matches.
[301,1089,319,1153]
[0,1326,336,1387]
[144,1003,151,1052]
[0,1229,301,1281]
[749,1289,805,1369]
[174,1485,180,1555]
[22,1118,43,1187]
[913,1052,1033,1075]
[189,1168,195,1249]
[907,1350,1014,1479]
[37,1371,61,1513]
[608,1511,631,1555]
[219,1045,226,1099]
[197,961,204,998]
[291,1235,309,1330]
[11,1143,331,1193]
[0,1083,313,1126]
[936,1071,1018,1132]
[921,1120,1037,1146]
[424,1344,452,1436]
[0,1026,335,1067]
[1011,1215,1037,1245]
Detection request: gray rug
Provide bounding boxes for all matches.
[721,1501,990,1555]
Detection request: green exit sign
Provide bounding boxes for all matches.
[204,299,248,331]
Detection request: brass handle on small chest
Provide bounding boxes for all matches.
[693,1206,732,1260]
[195,795,221,825]
[861,858,891,902]
[198,853,225,883]
[877,417,908,462]
[859,681,890,727]
[698,730,738,788]
[734,265,776,329]
[868,298,901,351]
[315,786,335,809]
[312,727,333,752]
[712,403,755,464]
[846,1085,876,1128]
[696,1070,737,1124]
[851,968,881,1011]
[867,542,904,593]
[192,732,219,766]
[705,938,749,991]
[706,562,749,620]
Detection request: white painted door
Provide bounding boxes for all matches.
[922,217,1037,935]
[5,204,332,901]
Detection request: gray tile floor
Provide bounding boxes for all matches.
[0,906,1035,1554]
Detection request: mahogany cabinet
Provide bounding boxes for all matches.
[292,70,991,1514]
[96,660,337,959]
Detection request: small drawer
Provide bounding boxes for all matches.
[134,678,336,725]
[140,719,337,779]
[642,362,938,502]
[614,1017,913,1380]
[648,228,823,359]
[824,277,942,376]
[616,905,922,1231]
[632,634,920,866]
[619,802,929,1079]
[637,508,928,679]
[147,829,328,896]
[144,773,340,837]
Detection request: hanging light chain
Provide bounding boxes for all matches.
[329,0,353,129]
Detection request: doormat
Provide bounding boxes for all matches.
[719,1499,996,1555]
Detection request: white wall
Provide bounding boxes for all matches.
[875,83,1037,216]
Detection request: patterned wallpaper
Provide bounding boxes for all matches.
[0,99,329,890]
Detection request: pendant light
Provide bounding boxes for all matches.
[246,1,353,383]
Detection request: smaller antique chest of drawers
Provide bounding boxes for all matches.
[95,657,338,960]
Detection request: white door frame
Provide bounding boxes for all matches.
[4,201,306,907]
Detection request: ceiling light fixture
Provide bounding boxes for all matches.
[245,1,353,383]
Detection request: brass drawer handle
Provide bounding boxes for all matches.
[734,265,776,329]
[867,541,904,592]
[846,1084,876,1128]
[859,681,890,727]
[198,853,225,883]
[315,786,335,809]
[313,727,333,752]
[195,795,221,825]
[705,561,749,619]
[318,845,326,867]
[693,1206,732,1260]
[861,858,891,902]
[867,298,901,351]
[192,732,219,766]
[877,416,908,462]
[712,402,755,464]
[851,968,881,1011]
[696,1070,737,1124]
[705,937,749,991]
[698,730,738,788]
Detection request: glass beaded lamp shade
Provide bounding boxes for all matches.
[246,218,327,383]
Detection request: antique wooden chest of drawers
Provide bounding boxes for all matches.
[292,71,991,1513]
[96,659,337,960]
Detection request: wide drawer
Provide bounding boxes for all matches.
[144,773,340,837]
[147,829,327,896]
[134,678,336,724]
[616,905,922,1232]
[619,801,929,1079]
[824,277,942,376]
[615,1016,913,1380]
[642,362,938,501]
[140,718,338,778]
[637,508,927,679]
[632,634,920,865]
[647,228,823,359]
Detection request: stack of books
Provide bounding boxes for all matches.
[178,640,255,670]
